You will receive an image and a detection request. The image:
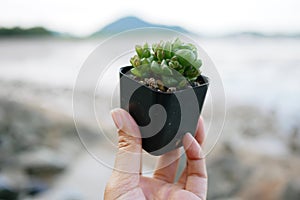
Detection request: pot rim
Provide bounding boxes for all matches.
[120,66,209,95]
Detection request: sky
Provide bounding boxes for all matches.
[1,0,299,36]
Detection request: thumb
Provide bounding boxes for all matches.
[105,109,143,199]
[111,108,142,173]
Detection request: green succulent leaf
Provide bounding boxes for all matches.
[161,59,167,66]
[188,77,198,81]
[164,41,172,59]
[140,64,150,73]
[131,68,142,77]
[134,64,151,78]
[161,60,173,76]
[130,55,141,68]
[143,43,149,49]
[172,38,182,51]
[171,56,178,62]
[185,66,200,79]
[178,79,188,88]
[135,45,143,58]
[178,68,185,74]
[142,43,151,58]
[162,76,178,87]
[152,43,158,52]
[150,60,162,74]
[141,58,150,65]
[168,61,175,69]
[129,38,203,90]
[142,49,150,58]
[147,56,154,63]
[178,45,192,50]
[192,59,202,69]
[175,49,196,67]
[156,49,164,61]
[187,43,198,58]
[163,67,173,76]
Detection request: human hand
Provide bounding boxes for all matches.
[104,108,207,200]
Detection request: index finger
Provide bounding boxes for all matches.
[111,108,142,174]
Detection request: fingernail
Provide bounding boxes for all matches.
[185,132,193,139]
[111,109,141,138]
[111,109,123,129]
[183,132,203,159]
[183,132,193,146]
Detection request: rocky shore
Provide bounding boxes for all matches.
[0,80,299,200]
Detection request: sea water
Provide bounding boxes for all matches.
[0,36,299,129]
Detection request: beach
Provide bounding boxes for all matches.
[0,36,300,199]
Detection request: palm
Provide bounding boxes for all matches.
[105,109,207,200]
[138,173,206,200]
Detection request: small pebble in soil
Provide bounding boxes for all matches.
[192,82,201,87]
[131,74,203,92]
[145,78,156,88]
[167,87,177,93]
[156,80,165,91]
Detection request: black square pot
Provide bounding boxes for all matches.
[120,66,209,156]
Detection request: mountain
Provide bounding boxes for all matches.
[0,27,53,37]
[0,26,74,38]
[224,31,300,38]
[91,16,190,36]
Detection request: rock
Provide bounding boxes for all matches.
[207,153,251,199]
[212,198,242,200]
[167,87,176,93]
[61,189,84,200]
[18,148,67,177]
[233,135,289,157]
[156,79,165,91]
[227,106,280,138]
[281,178,300,200]
[288,127,300,154]
[24,179,48,196]
[0,167,49,198]
[0,100,47,156]
[0,175,19,200]
[0,99,80,157]
[145,77,156,87]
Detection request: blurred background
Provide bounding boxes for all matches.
[1,0,300,199]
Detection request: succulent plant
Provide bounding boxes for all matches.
[130,38,202,90]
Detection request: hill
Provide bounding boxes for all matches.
[0,27,54,37]
[91,16,190,36]
[0,26,75,38]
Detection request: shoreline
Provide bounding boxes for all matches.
[0,80,299,199]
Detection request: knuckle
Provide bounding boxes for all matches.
[118,135,132,149]
[118,130,140,150]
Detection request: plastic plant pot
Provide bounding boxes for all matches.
[120,66,209,156]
